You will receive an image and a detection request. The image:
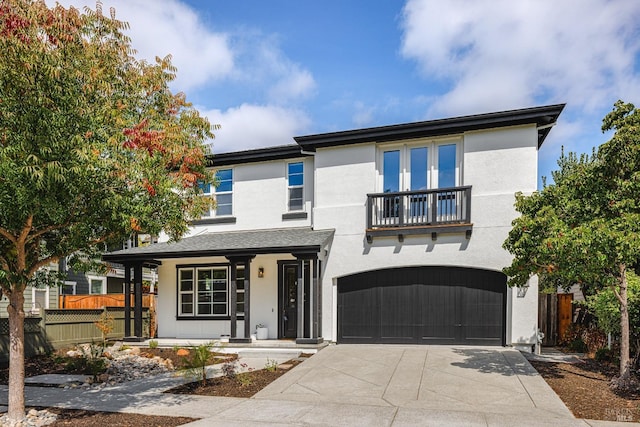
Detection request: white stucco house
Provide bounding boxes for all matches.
[103,104,565,351]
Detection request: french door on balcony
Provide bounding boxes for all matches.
[381,142,460,224]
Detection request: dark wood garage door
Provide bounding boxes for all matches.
[337,266,506,345]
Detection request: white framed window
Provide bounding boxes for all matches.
[214,169,233,216]
[380,139,461,192]
[87,276,106,294]
[178,266,228,317]
[31,286,49,312]
[287,162,304,211]
[177,265,245,318]
[199,169,233,218]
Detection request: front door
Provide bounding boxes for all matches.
[280,263,298,338]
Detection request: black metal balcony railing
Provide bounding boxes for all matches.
[366,186,472,229]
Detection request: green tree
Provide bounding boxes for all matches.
[586,270,640,356]
[503,101,640,384]
[0,1,214,420]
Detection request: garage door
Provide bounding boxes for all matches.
[337,266,506,345]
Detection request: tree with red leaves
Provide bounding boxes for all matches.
[0,0,214,420]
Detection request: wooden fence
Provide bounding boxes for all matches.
[59,294,154,309]
[0,307,150,363]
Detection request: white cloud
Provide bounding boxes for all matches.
[232,33,317,104]
[400,0,640,117]
[51,0,234,91]
[203,104,312,153]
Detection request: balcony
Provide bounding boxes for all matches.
[366,186,473,242]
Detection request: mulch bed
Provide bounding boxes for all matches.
[2,347,306,425]
[530,359,640,422]
[166,359,302,398]
[44,408,196,426]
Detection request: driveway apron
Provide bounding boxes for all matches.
[219,345,586,426]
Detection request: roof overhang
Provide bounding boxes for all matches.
[206,144,309,167]
[294,104,565,151]
[102,227,334,265]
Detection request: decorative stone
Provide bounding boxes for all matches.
[176,348,189,357]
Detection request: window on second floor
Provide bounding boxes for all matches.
[381,141,460,193]
[215,169,233,216]
[199,169,233,218]
[287,162,304,211]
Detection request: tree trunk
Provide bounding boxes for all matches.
[618,266,631,380]
[7,289,26,421]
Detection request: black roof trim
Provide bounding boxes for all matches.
[206,144,309,167]
[294,104,565,150]
[102,245,322,264]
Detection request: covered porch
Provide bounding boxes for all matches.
[102,227,334,345]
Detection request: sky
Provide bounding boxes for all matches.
[52,0,640,187]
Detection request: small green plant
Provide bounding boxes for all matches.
[180,342,217,385]
[148,339,159,349]
[93,312,114,346]
[73,342,108,382]
[172,345,180,352]
[264,358,278,372]
[237,372,253,386]
[120,344,131,351]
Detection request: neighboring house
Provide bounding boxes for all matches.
[61,235,158,297]
[104,104,565,351]
[0,265,61,316]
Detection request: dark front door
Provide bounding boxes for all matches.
[280,263,298,338]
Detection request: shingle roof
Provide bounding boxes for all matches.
[102,227,335,263]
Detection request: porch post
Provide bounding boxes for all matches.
[133,262,143,339]
[227,255,253,344]
[311,257,319,340]
[243,259,251,341]
[294,253,323,344]
[123,264,131,338]
[296,257,304,340]
[229,259,238,339]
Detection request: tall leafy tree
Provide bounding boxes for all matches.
[0,0,213,420]
[503,101,640,385]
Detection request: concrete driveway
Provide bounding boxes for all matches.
[204,345,594,426]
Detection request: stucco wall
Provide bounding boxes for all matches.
[313,124,540,346]
[166,156,314,241]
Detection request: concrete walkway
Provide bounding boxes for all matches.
[0,345,637,426]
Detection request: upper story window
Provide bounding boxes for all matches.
[381,141,460,192]
[287,162,304,211]
[200,169,233,218]
[215,169,233,216]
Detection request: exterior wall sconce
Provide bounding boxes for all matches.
[517,285,529,298]
[258,267,264,278]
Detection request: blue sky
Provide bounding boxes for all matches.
[54,0,640,187]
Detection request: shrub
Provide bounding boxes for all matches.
[264,358,278,372]
[148,339,159,349]
[179,342,217,385]
[93,312,114,346]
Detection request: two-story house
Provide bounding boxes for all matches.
[103,104,564,351]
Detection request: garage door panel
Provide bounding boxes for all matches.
[338,281,378,343]
[379,284,418,343]
[419,284,460,343]
[337,267,506,346]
